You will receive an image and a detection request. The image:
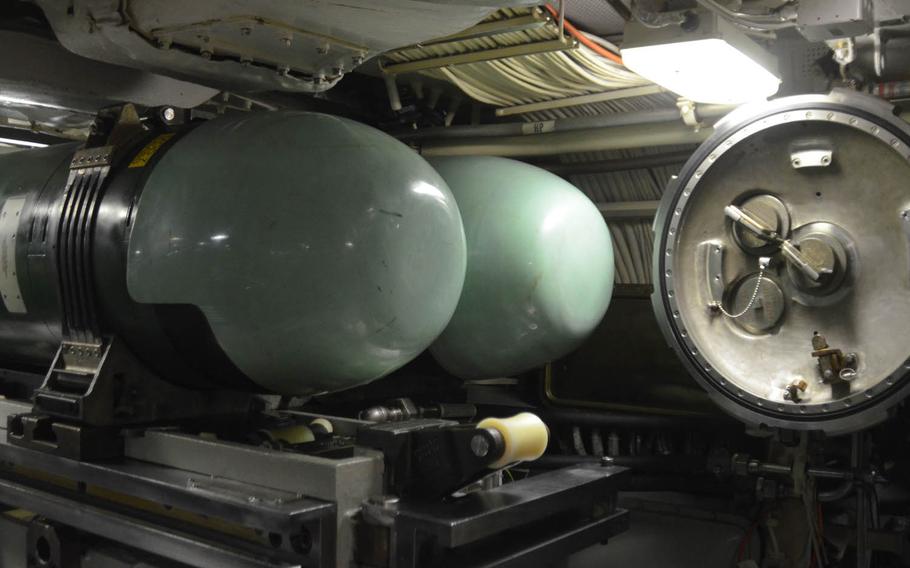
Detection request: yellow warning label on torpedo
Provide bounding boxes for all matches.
[128,133,175,168]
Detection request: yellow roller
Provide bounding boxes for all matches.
[477,412,549,469]
[309,418,334,435]
[263,425,315,445]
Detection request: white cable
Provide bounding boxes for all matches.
[387,9,652,110]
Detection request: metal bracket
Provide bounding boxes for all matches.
[790,148,833,168]
[361,464,629,568]
[701,241,725,311]
[789,139,834,169]
[357,419,505,499]
[26,517,81,568]
[677,99,702,129]
[57,149,114,344]
[8,338,251,460]
[7,413,123,461]
[30,337,251,429]
[810,333,855,399]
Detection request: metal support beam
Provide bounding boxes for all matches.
[125,430,383,568]
[418,121,712,157]
[0,437,333,535]
[0,474,297,568]
[496,85,667,117]
[388,464,629,567]
[381,38,577,75]
[597,200,662,220]
[535,149,694,175]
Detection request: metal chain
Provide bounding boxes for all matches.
[715,263,766,319]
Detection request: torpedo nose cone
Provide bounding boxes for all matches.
[127,111,467,394]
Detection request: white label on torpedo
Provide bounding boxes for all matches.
[0,196,26,314]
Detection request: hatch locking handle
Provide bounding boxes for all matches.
[724,204,820,282]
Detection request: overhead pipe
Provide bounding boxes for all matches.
[444,95,462,127]
[398,105,733,142]
[540,407,738,430]
[533,453,709,475]
[532,149,694,175]
[417,120,714,157]
[597,200,662,221]
[400,108,681,140]
[384,75,402,112]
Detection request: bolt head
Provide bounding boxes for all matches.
[470,434,490,457]
[368,495,400,508]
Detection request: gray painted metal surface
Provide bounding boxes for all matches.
[37,0,537,93]
[0,30,217,138]
[125,429,384,567]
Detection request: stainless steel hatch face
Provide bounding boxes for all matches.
[653,93,910,431]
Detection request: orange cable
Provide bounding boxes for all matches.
[543,4,625,65]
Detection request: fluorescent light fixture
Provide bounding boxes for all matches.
[0,137,48,148]
[621,11,781,105]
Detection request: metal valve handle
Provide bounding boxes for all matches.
[724,205,820,281]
